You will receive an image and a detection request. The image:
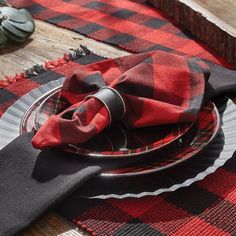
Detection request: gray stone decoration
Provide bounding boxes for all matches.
[0,7,35,47]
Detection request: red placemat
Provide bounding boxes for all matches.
[8,0,232,67]
[1,47,236,236]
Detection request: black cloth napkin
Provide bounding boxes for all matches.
[0,132,139,236]
[204,65,236,101]
[0,132,101,236]
[1,61,236,236]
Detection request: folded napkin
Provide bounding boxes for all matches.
[32,50,236,149]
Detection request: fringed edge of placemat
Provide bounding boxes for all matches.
[73,219,97,236]
[0,45,96,89]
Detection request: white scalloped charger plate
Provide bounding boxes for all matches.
[76,98,236,199]
[0,80,234,199]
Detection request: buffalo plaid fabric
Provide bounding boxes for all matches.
[1,49,236,235]
[59,163,236,236]
[8,0,231,67]
[32,50,206,149]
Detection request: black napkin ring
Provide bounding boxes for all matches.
[86,86,126,124]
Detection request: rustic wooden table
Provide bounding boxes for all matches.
[0,20,129,78]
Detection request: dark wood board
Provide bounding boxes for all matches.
[149,0,236,65]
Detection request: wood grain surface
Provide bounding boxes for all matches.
[0,20,129,79]
[149,0,236,65]
[21,213,90,236]
[194,0,236,30]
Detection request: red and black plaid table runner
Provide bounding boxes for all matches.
[8,0,231,68]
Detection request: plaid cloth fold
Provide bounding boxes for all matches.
[32,50,206,149]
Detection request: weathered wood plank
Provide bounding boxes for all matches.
[149,0,236,65]
[21,213,89,236]
[194,0,236,30]
[0,20,130,79]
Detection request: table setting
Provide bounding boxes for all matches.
[1,0,236,235]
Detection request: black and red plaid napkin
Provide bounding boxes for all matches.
[32,49,236,150]
[32,50,207,149]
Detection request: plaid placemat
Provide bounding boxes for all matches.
[8,0,232,67]
[60,160,236,236]
[0,47,236,236]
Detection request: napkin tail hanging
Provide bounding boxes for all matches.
[204,65,236,102]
